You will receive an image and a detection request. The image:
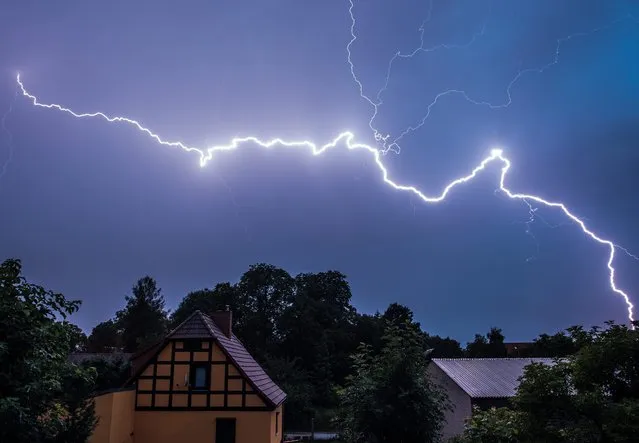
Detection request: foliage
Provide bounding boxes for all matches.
[456,321,639,443]
[424,333,465,358]
[80,356,131,393]
[466,327,507,357]
[0,258,97,443]
[528,330,578,357]
[279,271,357,405]
[450,407,525,443]
[261,354,315,430]
[235,264,295,361]
[64,322,88,352]
[116,276,168,352]
[170,282,239,329]
[334,320,449,443]
[86,319,122,352]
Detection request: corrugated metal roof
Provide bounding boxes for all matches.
[166,310,287,408]
[432,358,555,398]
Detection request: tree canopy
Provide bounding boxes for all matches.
[116,276,168,352]
[6,256,631,442]
[334,319,449,442]
[0,259,97,443]
[456,321,639,443]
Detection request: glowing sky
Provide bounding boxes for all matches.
[1,0,638,340]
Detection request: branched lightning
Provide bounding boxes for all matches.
[348,0,638,155]
[346,0,488,153]
[387,14,639,153]
[16,74,636,323]
[344,0,638,324]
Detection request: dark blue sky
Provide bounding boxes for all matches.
[1,0,638,342]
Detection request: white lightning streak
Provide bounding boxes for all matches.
[346,0,488,153]
[347,0,637,155]
[386,14,639,153]
[16,75,635,324]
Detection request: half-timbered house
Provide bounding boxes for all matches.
[89,310,286,443]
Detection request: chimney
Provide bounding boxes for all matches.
[210,310,232,338]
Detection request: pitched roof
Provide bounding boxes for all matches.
[431,358,555,398]
[136,310,286,408]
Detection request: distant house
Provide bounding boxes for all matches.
[428,358,554,441]
[89,310,286,443]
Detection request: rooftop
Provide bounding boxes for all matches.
[132,310,286,408]
[432,357,555,398]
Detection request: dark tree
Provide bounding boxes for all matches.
[466,327,507,357]
[335,320,449,442]
[530,330,579,357]
[0,258,97,443]
[279,271,356,406]
[261,355,314,431]
[466,333,489,357]
[424,333,465,358]
[64,322,88,352]
[457,321,639,443]
[170,283,240,329]
[80,356,131,393]
[86,319,122,353]
[235,264,295,359]
[116,276,168,352]
[382,302,417,326]
[352,312,385,355]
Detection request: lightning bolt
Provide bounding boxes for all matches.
[346,0,488,153]
[348,0,638,155]
[387,14,639,154]
[347,0,490,154]
[16,75,636,324]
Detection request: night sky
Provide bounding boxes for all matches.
[1,0,638,342]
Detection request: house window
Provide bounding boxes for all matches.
[190,363,209,390]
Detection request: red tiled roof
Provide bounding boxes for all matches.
[166,310,287,408]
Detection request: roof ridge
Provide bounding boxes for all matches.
[165,310,201,338]
[167,310,215,339]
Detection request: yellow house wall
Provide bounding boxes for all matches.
[109,389,135,443]
[270,404,284,443]
[90,393,113,443]
[89,389,135,443]
[134,410,278,443]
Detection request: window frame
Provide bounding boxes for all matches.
[189,362,210,390]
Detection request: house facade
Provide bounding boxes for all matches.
[427,358,553,441]
[89,310,286,443]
